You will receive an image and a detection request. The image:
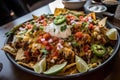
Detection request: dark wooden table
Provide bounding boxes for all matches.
[0,0,120,80]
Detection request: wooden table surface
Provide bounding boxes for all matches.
[0,0,120,80]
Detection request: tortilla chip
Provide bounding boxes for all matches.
[17,62,34,69]
[54,8,68,16]
[59,66,77,75]
[91,13,96,20]
[15,48,26,61]
[62,63,76,72]
[70,11,85,16]
[87,13,96,20]
[98,17,107,26]
[2,44,17,56]
[32,14,38,20]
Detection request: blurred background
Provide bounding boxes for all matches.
[0,0,54,26]
[0,0,120,26]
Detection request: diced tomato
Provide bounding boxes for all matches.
[42,41,49,46]
[39,15,45,20]
[59,39,64,44]
[27,24,33,29]
[38,36,43,40]
[52,36,58,42]
[51,50,59,58]
[89,23,94,29]
[24,50,30,60]
[37,36,43,43]
[42,20,47,26]
[38,15,47,26]
[79,16,84,20]
[66,15,75,21]
[83,45,90,52]
[33,50,40,56]
[75,32,83,39]
[74,22,82,29]
[46,45,52,51]
[84,18,88,22]
[43,33,51,40]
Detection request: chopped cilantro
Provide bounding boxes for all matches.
[39,26,44,30]
[107,46,113,55]
[40,48,48,55]
[71,41,79,47]
[54,28,56,32]
[5,24,21,37]
[91,56,98,63]
[72,23,76,27]
[60,25,67,32]
[82,22,87,27]
[32,25,37,30]
[5,31,13,37]
[68,35,74,41]
[18,30,27,35]
[30,21,35,24]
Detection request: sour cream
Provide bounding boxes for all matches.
[44,22,71,38]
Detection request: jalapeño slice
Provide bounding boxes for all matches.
[91,44,106,57]
[54,15,66,25]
